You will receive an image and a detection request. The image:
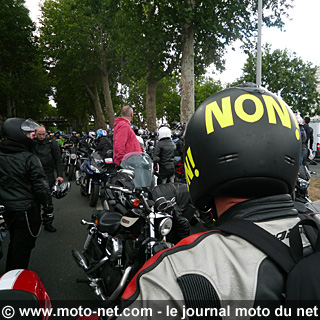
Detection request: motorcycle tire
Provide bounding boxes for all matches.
[68,164,75,182]
[89,183,99,207]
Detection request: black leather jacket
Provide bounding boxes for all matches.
[0,139,51,211]
[95,136,113,155]
[153,138,176,175]
[34,138,64,177]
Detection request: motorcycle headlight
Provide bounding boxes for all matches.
[298,177,309,190]
[70,154,77,160]
[91,165,100,173]
[159,218,173,236]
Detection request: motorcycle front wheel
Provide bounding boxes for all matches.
[68,164,75,182]
[89,183,99,207]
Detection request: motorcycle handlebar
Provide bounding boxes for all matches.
[105,183,133,194]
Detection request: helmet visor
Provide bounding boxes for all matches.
[21,119,41,132]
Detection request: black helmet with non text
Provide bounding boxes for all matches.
[184,83,301,211]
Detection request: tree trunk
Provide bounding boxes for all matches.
[6,97,16,118]
[180,0,195,124]
[101,66,115,129]
[145,74,158,131]
[85,83,107,130]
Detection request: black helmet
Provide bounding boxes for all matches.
[2,118,40,149]
[184,83,301,211]
[51,182,71,199]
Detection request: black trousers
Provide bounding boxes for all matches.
[3,204,41,272]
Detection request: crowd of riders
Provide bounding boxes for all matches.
[49,121,186,184]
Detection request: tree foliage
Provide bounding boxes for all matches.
[195,76,223,110]
[0,0,51,119]
[237,44,320,117]
[40,0,122,130]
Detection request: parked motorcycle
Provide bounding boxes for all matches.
[72,152,175,305]
[77,151,116,207]
[62,141,78,182]
[294,164,311,203]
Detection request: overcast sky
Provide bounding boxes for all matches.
[25,0,320,84]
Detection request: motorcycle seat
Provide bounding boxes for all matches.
[98,211,122,235]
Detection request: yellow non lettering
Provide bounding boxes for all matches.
[234,94,264,123]
[184,156,194,187]
[263,95,291,129]
[205,96,234,134]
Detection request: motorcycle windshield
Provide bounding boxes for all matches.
[121,152,153,188]
[91,151,106,170]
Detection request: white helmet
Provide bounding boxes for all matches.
[158,126,171,140]
[88,131,96,139]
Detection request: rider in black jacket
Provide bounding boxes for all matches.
[153,126,176,184]
[95,129,113,157]
[0,118,52,271]
[34,125,64,232]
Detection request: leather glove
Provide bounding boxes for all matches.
[42,205,54,225]
[42,212,54,225]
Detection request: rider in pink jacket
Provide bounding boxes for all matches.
[113,105,141,165]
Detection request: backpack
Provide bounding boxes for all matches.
[217,216,320,310]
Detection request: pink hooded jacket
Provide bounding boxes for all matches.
[113,117,141,165]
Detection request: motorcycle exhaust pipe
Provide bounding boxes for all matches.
[72,249,89,271]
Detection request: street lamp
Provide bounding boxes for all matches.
[256,0,262,86]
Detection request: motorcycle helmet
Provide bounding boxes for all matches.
[2,118,40,149]
[88,131,97,139]
[184,83,301,211]
[158,126,171,140]
[96,129,107,139]
[51,182,71,199]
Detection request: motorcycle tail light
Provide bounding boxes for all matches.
[131,198,140,207]
[317,143,320,151]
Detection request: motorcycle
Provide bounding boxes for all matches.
[294,164,311,204]
[174,155,185,183]
[72,152,175,305]
[77,151,116,207]
[62,141,78,182]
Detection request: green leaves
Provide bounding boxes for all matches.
[238,44,320,117]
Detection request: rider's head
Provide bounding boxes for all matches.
[184,83,301,213]
[1,118,40,149]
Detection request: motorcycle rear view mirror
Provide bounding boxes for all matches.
[0,205,5,214]
[119,169,135,180]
